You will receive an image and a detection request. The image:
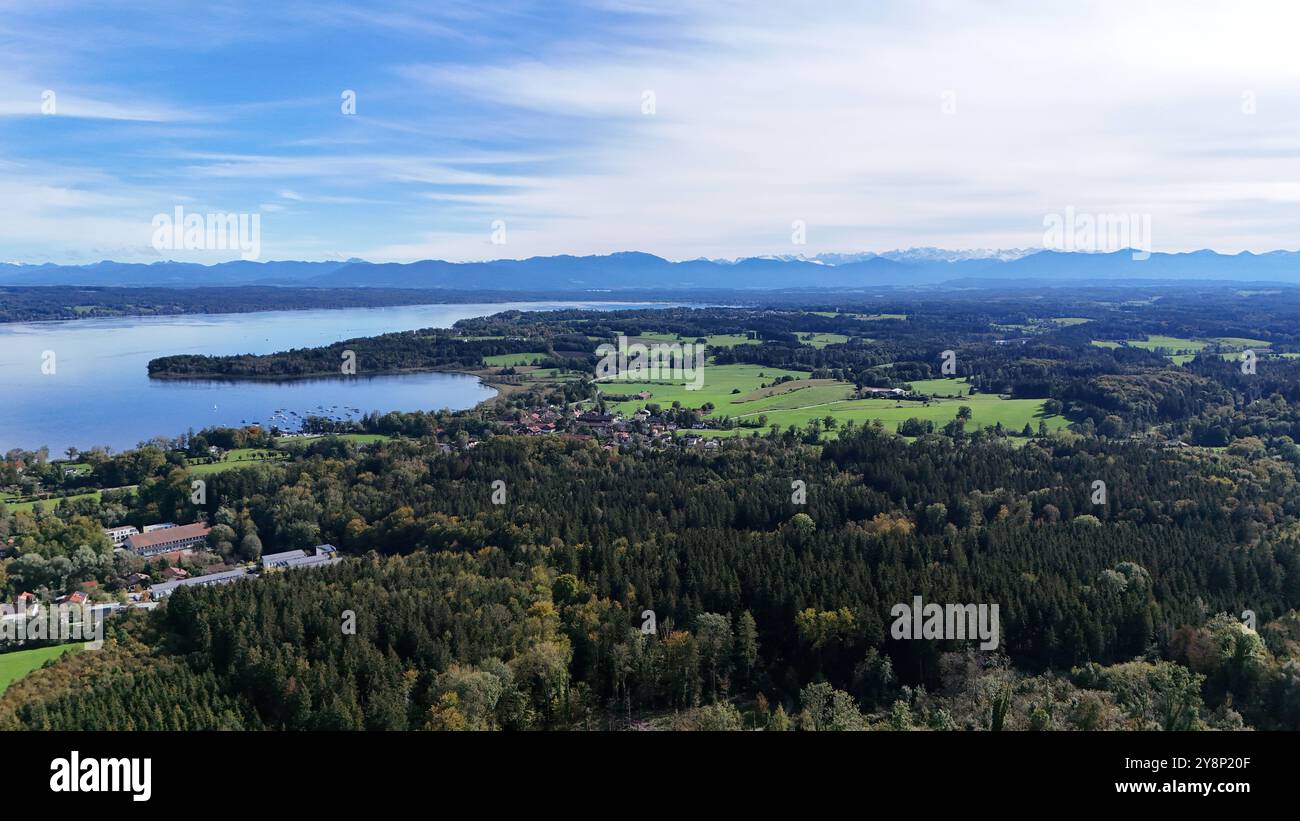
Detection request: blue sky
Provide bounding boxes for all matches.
[2,0,1300,264]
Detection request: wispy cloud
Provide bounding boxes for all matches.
[5,0,1300,262]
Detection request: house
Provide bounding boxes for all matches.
[14,592,39,617]
[162,567,190,581]
[149,568,251,599]
[861,387,907,397]
[126,522,211,557]
[261,544,341,573]
[109,573,150,592]
[103,525,139,546]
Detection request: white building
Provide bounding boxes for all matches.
[104,525,139,546]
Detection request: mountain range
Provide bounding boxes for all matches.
[3,249,1299,290]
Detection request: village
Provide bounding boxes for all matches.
[507,403,726,450]
[1,517,341,647]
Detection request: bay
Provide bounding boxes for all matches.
[0,301,656,453]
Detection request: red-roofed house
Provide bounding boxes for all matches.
[126,522,211,557]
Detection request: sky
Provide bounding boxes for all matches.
[2,0,1300,264]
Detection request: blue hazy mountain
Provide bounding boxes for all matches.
[3,249,1299,289]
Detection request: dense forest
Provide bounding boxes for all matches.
[5,423,1300,730]
[8,288,1300,730]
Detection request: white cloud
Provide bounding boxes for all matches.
[8,0,1300,262]
[374,0,1300,261]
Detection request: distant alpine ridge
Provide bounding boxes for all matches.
[3,249,1299,290]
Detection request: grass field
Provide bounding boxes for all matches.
[485,352,550,367]
[517,367,583,382]
[1124,335,1207,354]
[798,332,851,348]
[1097,335,1273,366]
[2,490,102,513]
[601,365,1064,437]
[188,448,290,476]
[0,644,80,695]
[733,378,846,402]
[908,377,972,396]
[601,363,807,414]
[290,433,391,444]
[628,333,758,347]
[1095,335,1270,356]
[698,394,1068,437]
[729,383,858,413]
[702,333,760,348]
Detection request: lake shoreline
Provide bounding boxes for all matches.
[2,301,655,452]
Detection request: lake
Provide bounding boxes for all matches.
[0,301,655,454]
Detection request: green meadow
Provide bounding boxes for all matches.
[907,377,972,396]
[485,352,550,367]
[290,433,391,444]
[2,490,102,513]
[1125,335,1207,353]
[0,644,80,695]
[188,448,290,476]
[601,364,807,413]
[600,366,1064,437]
[797,332,852,348]
[1095,335,1273,366]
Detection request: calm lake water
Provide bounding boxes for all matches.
[0,302,654,454]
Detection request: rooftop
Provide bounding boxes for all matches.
[126,522,210,550]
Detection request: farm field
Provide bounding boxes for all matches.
[485,352,550,367]
[600,366,1064,437]
[618,332,760,348]
[908,377,972,396]
[600,363,807,414]
[694,393,1067,438]
[735,393,1064,432]
[1093,335,1270,358]
[188,448,290,476]
[1090,335,1275,366]
[797,332,851,348]
[0,644,80,695]
[517,367,583,382]
[1125,335,1207,353]
[699,334,758,348]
